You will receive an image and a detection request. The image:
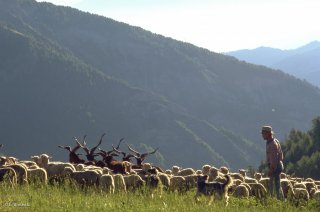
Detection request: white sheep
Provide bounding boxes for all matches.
[102,167,112,175]
[293,182,307,189]
[207,167,221,182]
[113,174,126,192]
[248,183,268,199]
[230,172,244,182]
[82,165,103,174]
[0,167,17,186]
[233,184,250,198]
[220,166,229,175]
[304,181,317,194]
[254,172,262,181]
[5,156,17,165]
[37,154,76,178]
[184,174,197,191]
[201,164,211,176]
[0,157,26,173]
[280,178,292,198]
[169,176,186,193]
[239,169,258,185]
[31,156,42,166]
[171,166,181,175]
[62,167,100,186]
[142,163,152,172]
[280,172,287,179]
[287,184,310,205]
[259,177,270,192]
[122,161,132,174]
[75,164,85,171]
[4,164,28,184]
[145,174,162,199]
[239,182,252,194]
[18,161,37,168]
[244,177,258,184]
[195,170,202,175]
[165,169,172,176]
[310,189,320,200]
[294,188,310,201]
[176,168,195,176]
[27,167,48,184]
[123,174,144,191]
[99,174,115,194]
[158,172,170,190]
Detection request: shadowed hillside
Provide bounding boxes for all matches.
[1,0,320,170]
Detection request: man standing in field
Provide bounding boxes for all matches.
[261,125,284,200]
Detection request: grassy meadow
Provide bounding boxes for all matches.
[1,182,319,212]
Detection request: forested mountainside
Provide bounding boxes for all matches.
[1,0,320,170]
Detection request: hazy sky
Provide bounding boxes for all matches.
[36,0,320,52]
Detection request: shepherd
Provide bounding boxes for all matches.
[261,125,284,200]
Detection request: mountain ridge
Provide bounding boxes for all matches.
[226,41,320,87]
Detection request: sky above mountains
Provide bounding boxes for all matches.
[36,0,320,53]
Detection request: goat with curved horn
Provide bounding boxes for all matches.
[58,136,86,164]
[78,133,106,162]
[127,144,159,166]
[112,144,134,162]
[97,148,127,174]
[58,144,85,164]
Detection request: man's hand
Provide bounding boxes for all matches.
[268,169,273,177]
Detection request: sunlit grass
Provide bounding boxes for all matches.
[0,182,319,211]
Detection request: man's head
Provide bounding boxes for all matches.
[261,125,273,140]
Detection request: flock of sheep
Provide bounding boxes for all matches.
[0,136,320,205]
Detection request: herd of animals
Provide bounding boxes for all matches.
[0,134,319,206]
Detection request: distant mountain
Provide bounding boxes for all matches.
[226,41,320,87]
[1,0,320,170]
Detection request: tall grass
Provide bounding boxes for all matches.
[0,182,319,211]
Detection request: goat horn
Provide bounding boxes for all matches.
[127,144,140,156]
[115,138,125,150]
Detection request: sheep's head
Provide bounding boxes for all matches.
[280,173,287,179]
[254,172,262,180]
[75,164,85,171]
[102,167,111,175]
[239,169,247,177]
[202,164,211,175]
[62,167,74,176]
[142,163,152,172]
[209,167,220,178]
[40,154,51,166]
[7,157,17,164]
[165,169,172,175]
[122,161,132,173]
[31,155,41,166]
[0,156,7,166]
[220,166,229,175]
[171,166,180,175]
[196,170,203,175]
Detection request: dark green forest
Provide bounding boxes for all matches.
[1,0,320,170]
[282,117,320,179]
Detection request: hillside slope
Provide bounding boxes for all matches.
[1,0,320,169]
